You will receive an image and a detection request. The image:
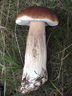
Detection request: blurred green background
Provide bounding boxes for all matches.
[0,0,72,96]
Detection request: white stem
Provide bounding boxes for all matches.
[20,21,48,94]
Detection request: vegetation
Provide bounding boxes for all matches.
[0,0,72,96]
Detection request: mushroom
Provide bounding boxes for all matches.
[16,6,59,94]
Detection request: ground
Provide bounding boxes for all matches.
[0,0,72,96]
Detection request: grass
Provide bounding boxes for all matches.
[0,0,72,96]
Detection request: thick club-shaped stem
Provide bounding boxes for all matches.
[20,21,48,94]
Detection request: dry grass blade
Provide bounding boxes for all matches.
[14,0,24,65]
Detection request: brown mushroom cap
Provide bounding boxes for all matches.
[16,6,59,26]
